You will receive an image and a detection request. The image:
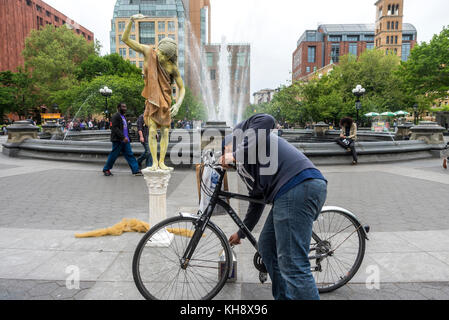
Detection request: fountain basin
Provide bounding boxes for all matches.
[3,137,444,167]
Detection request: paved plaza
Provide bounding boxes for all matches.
[1,136,449,300]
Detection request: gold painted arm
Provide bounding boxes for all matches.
[122,17,147,54]
[171,67,186,117]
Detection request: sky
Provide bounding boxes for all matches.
[44,0,449,100]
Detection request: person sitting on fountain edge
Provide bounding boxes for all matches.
[103,103,143,177]
[220,113,328,300]
[336,117,358,165]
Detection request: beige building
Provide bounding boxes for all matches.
[374,0,413,58]
[253,89,276,105]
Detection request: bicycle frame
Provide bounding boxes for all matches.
[180,165,332,268]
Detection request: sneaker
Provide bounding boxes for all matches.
[133,171,143,177]
[444,158,447,170]
[352,161,358,166]
[103,170,113,177]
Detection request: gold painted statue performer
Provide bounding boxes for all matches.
[122,14,186,171]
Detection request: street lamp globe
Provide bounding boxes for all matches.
[352,85,366,126]
[100,86,112,96]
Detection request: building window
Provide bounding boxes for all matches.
[349,43,358,56]
[210,69,216,80]
[307,46,316,63]
[330,44,340,63]
[168,34,176,40]
[158,21,165,32]
[366,43,375,50]
[158,34,166,42]
[139,61,144,70]
[396,21,399,30]
[235,69,241,80]
[403,35,412,41]
[54,16,59,22]
[347,36,359,42]
[237,52,246,66]
[129,49,136,58]
[118,22,125,32]
[306,66,311,73]
[329,35,342,42]
[139,22,155,45]
[387,21,391,30]
[119,48,126,58]
[168,21,176,32]
[395,36,398,44]
[386,36,390,44]
[206,52,214,67]
[402,43,411,61]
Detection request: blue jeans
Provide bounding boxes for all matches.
[103,142,140,174]
[137,142,153,168]
[259,179,327,300]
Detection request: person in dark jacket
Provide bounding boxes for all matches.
[102,103,142,177]
[220,114,327,300]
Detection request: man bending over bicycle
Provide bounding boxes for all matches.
[219,114,328,300]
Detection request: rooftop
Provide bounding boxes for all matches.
[297,23,417,46]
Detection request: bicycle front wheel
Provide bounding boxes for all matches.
[312,208,366,293]
[132,216,232,300]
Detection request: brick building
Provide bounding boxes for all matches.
[0,0,94,72]
[292,0,417,82]
[292,23,416,82]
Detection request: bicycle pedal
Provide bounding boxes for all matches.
[259,272,268,284]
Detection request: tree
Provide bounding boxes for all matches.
[243,102,271,120]
[22,25,96,105]
[0,70,37,121]
[175,87,207,121]
[399,26,449,100]
[76,53,142,82]
[53,75,145,120]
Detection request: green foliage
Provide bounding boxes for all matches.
[268,48,411,126]
[398,26,449,100]
[53,75,145,120]
[0,69,37,120]
[175,87,207,121]
[22,25,96,104]
[243,102,271,119]
[76,54,142,81]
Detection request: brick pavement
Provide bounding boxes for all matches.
[1,149,449,300]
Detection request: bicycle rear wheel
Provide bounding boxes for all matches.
[311,208,366,293]
[132,216,232,300]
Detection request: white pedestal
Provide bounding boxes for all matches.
[142,168,173,247]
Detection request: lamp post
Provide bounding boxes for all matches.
[413,103,419,125]
[99,86,113,123]
[352,85,366,127]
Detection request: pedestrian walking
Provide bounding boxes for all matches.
[103,103,142,177]
[223,114,328,300]
[136,113,153,169]
[443,142,449,169]
[336,117,358,165]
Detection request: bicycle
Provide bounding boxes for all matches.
[132,151,370,300]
